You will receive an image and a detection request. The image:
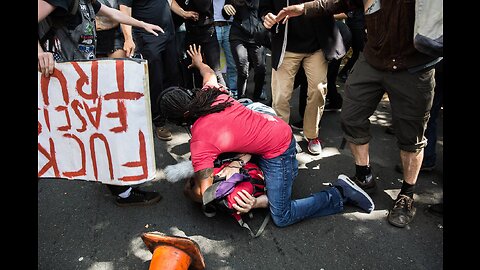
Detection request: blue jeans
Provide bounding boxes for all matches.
[215,25,237,95]
[258,137,344,227]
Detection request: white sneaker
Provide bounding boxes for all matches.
[307,138,322,155]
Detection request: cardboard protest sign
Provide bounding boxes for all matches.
[38,59,156,185]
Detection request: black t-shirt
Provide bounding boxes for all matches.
[118,0,174,36]
[285,0,320,53]
[46,0,101,30]
[286,17,320,53]
[346,8,365,30]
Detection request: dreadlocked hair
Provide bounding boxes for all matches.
[188,86,234,120]
[159,86,195,126]
[159,86,233,126]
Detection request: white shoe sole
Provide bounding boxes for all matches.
[337,174,375,213]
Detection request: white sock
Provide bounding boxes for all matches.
[118,187,132,198]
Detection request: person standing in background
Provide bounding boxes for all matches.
[277,0,442,228]
[223,0,267,101]
[261,0,347,156]
[177,0,227,89]
[38,0,164,206]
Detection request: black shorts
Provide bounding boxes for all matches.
[96,27,124,56]
[341,54,436,152]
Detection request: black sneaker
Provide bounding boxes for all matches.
[350,173,376,194]
[115,188,162,207]
[387,194,416,228]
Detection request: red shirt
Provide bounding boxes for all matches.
[190,94,292,172]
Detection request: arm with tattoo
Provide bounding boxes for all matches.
[183,168,214,203]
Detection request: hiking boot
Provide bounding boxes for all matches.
[156,126,172,141]
[350,173,376,194]
[395,163,436,174]
[333,174,375,213]
[307,138,322,155]
[387,194,416,228]
[115,188,162,207]
[290,121,303,131]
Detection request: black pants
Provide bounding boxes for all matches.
[296,58,342,119]
[230,39,266,99]
[175,28,191,89]
[134,33,180,127]
[294,66,308,118]
[186,25,226,89]
[326,58,343,104]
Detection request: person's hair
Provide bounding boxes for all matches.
[159,86,234,126]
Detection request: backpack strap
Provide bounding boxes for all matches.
[237,214,271,238]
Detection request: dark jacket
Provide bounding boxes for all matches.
[177,0,216,42]
[178,0,214,27]
[303,0,438,71]
[260,0,346,70]
[223,0,262,42]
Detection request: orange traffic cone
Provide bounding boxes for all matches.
[141,232,205,270]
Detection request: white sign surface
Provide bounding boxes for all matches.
[38,59,156,185]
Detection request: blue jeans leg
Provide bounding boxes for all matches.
[215,25,237,95]
[259,138,344,227]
